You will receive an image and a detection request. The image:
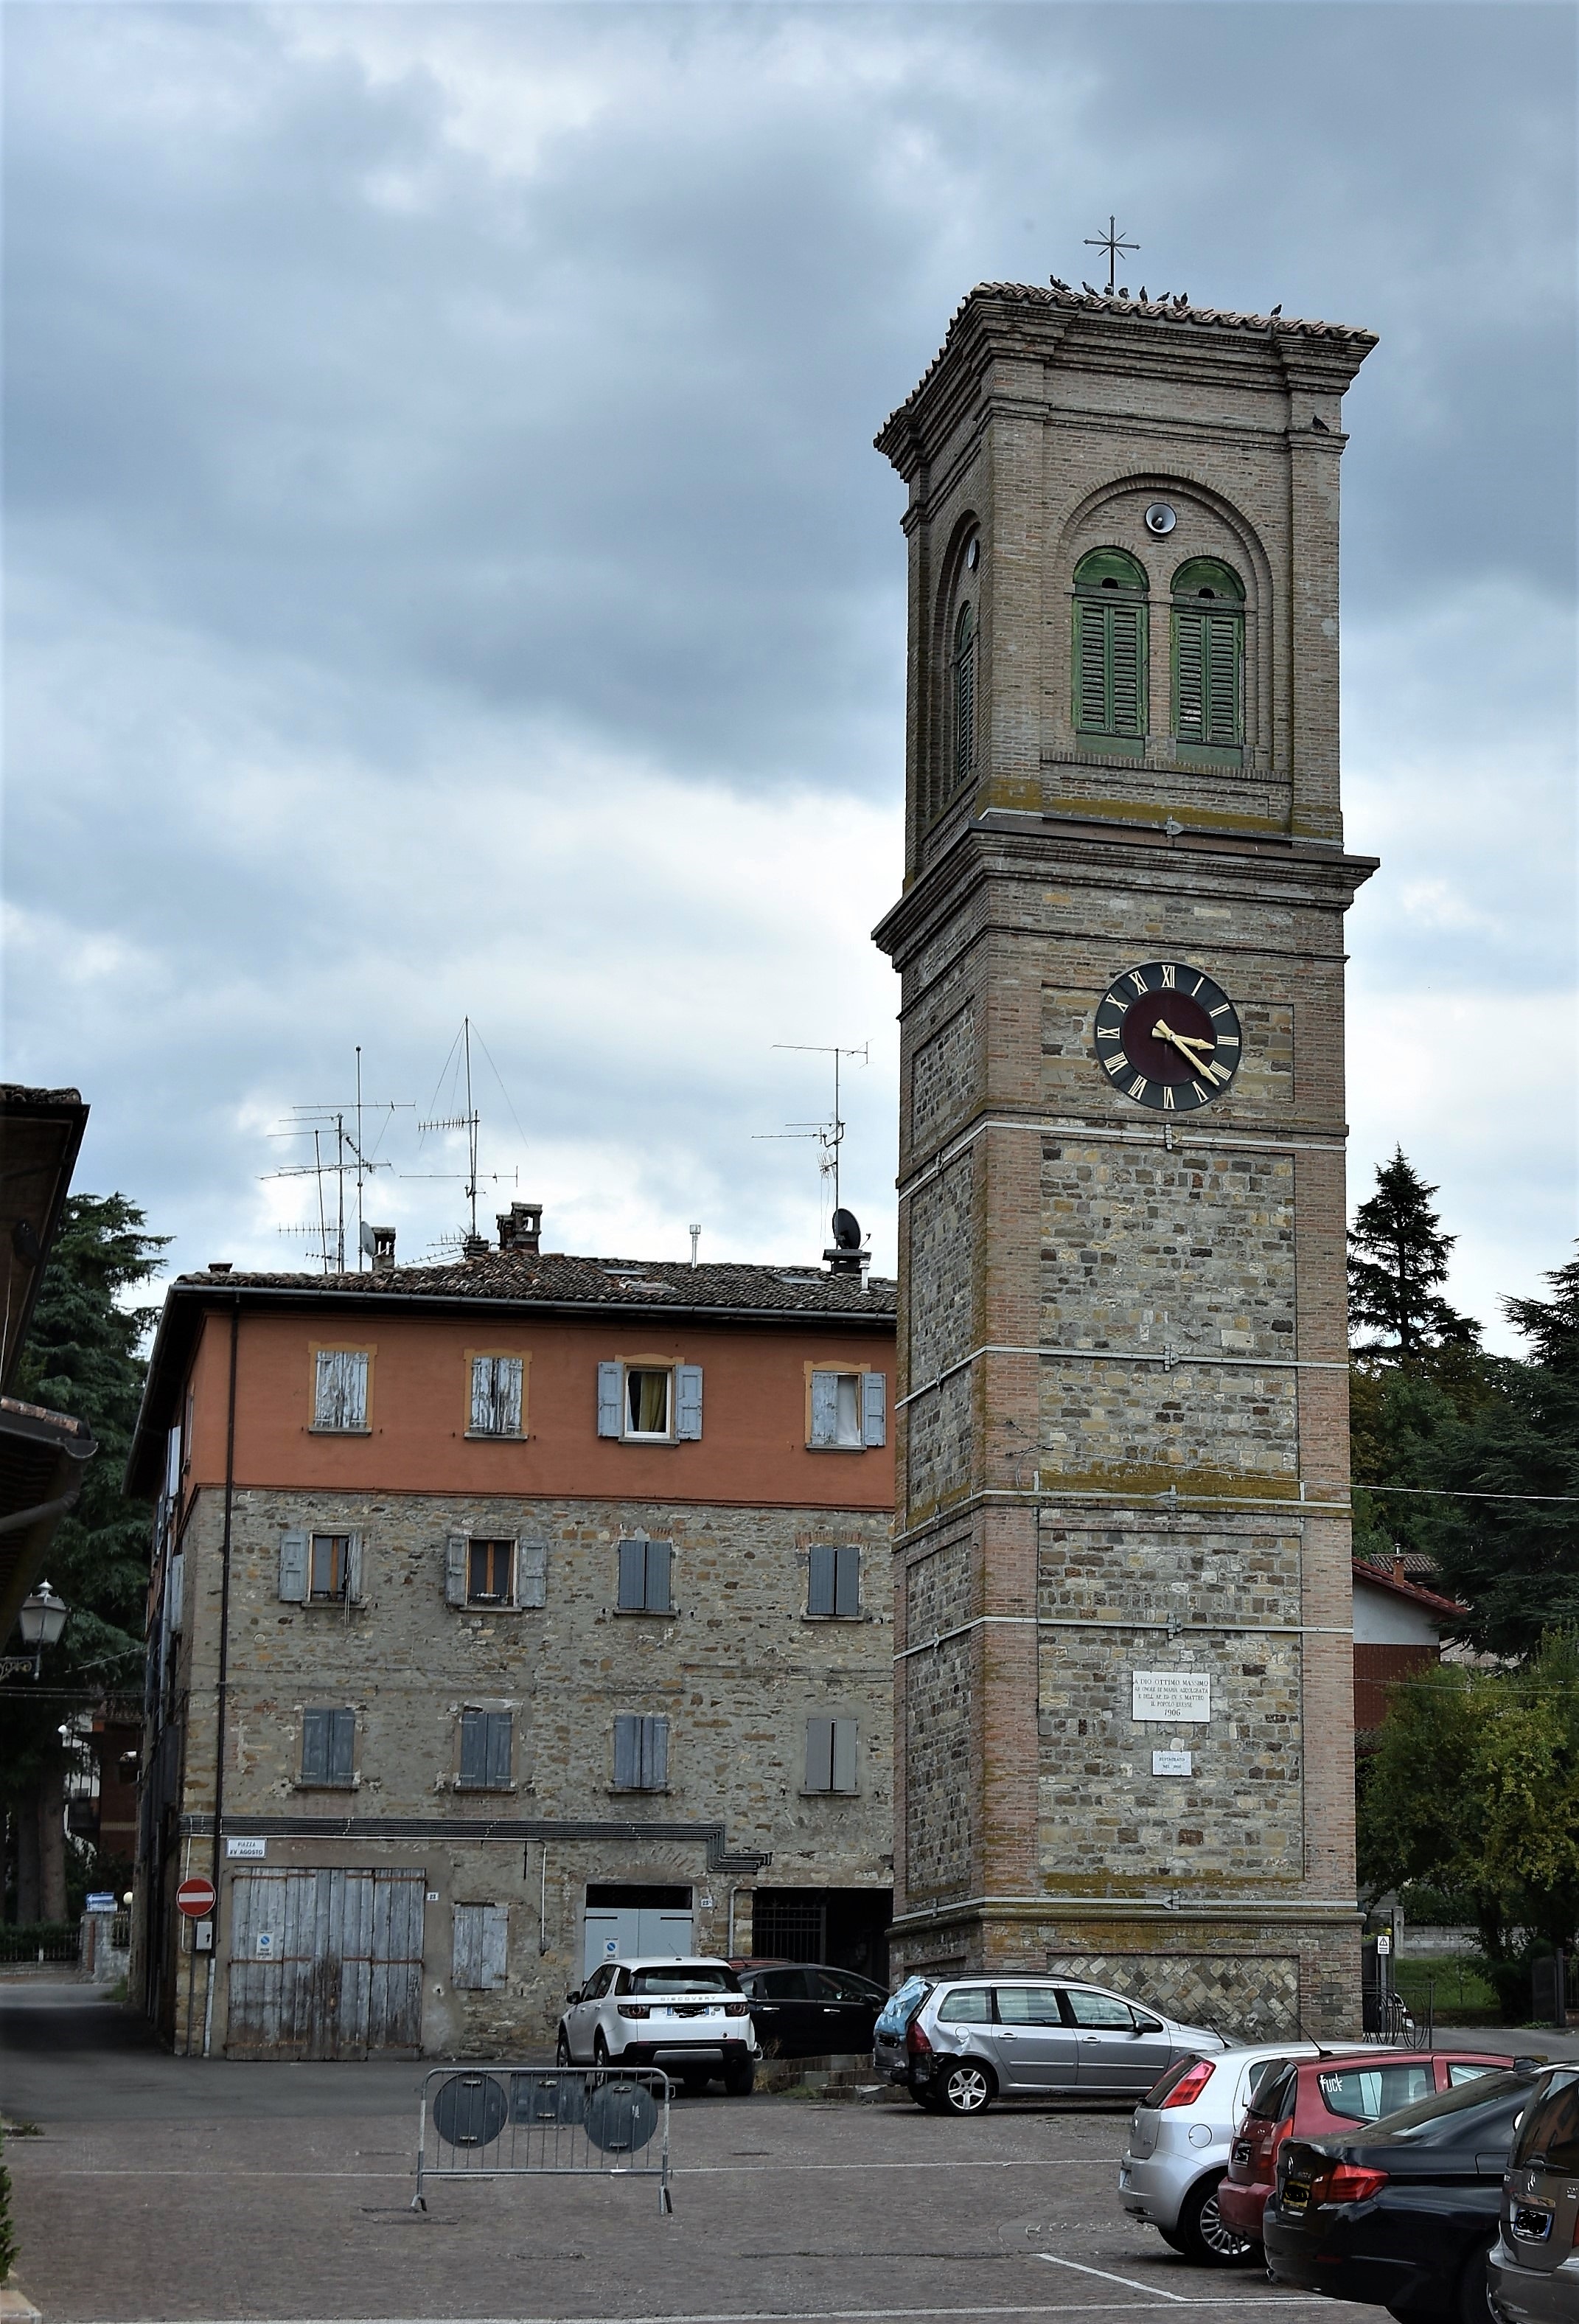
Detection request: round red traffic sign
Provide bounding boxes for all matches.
[176,1876,216,1920]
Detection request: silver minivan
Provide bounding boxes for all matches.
[874,1975,1224,2115]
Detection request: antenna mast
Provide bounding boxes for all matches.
[756,1041,868,1222]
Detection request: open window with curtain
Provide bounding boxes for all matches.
[1171,557,1244,755]
[1073,548,1148,750]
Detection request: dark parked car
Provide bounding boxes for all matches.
[735,1962,888,2058]
[1262,2064,1544,2321]
[1489,2064,1579,2322]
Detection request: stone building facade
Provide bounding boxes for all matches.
[873,283,1378,2036]
[128,1220,894,2057]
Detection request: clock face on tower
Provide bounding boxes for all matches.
[1094,961,1242,1111]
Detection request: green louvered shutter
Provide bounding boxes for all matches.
[1174,608,1206,741]
[1109,602,1144,737]
[1205,610,1241,744]
[1076,599,1109,730]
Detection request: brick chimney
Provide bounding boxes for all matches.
[497,1201,543,1256]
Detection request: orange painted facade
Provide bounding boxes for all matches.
[179,1305,894,1511]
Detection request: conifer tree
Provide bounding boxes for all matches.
[1348,1149,1479,1359]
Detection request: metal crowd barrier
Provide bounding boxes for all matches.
[414,2065,673,2213]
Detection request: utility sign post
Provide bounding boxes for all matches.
[176,1876,217,1919]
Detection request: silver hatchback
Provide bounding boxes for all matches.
[874,1975,1224,2115]
[1119,2040,1321,2264]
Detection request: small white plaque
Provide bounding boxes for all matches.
[195,1919,215,1953]
[254,1930,276,1958]
[1132,1671,1211,1724]
[699,1894,715,1910]
[1376,1933,1392,1956]
[226,1835,267,1859]
[1152,1750,1193,1777]
[425,1891,439,1903]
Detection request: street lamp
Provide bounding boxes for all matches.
[1,1582,69,1680]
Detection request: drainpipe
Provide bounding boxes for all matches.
[203,1299,240,2059]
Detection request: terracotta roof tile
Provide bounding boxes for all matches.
[878,280,1378,442]
[175,1252,896,1321]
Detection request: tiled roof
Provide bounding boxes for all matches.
[879,280,1378,440]
[175,1252,896,1321]
[1351,1558,1465,1622]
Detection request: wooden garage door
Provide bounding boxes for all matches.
[227,1868,425,2059]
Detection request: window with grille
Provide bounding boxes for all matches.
[313,1349,369,1430]
[1171,557,1244,751]
[470,1354,523,1436]
[1073,548,1148,746]
[467,1538,515,1605]
[301,1707,355,1786]
[804,1716,858,1794]
[617,1536,673,1614]
[807,1544,860,1618]
[613,1714,669,1791]
[459,1708,513,1790]
[950,599,976,792]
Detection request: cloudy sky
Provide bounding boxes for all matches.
[5,1,1575,1344]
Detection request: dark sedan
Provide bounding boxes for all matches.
[736,1962,888,2058]
[1263,2064,1542,2321]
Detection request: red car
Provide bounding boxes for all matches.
[1219,2048,1516,2246]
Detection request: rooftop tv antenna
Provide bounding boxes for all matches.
[262,1054,412,1272]
[412,1017,526,1251]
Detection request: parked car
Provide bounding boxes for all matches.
[1219,2045,1518,2247]
[556,1956,758,2093]
[1261,2062,1543,2319]
[734,1961,888,2059]
[1489,2064,1579,2323]
[873,1974,1224,2115]
[1120,2042,1328,2265]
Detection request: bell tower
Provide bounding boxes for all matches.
[874,284,1378,2035]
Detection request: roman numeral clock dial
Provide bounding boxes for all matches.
[1093,962,1242,1111]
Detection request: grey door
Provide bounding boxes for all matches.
[1065,1987,1174,2092]
[226,1868,424,2059]
[986,1986,1080,2091]
[582,1904,692,1979]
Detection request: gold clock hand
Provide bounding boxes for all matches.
[1153,1017,1212,1069]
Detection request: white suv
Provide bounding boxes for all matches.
[556,1956,759,2095]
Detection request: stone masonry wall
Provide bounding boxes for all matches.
[172,1484,893,2053]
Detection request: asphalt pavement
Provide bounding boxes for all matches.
[0,1977,1514,2324]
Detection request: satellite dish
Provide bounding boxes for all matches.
[358,1221,377,1258]
[830,1208,862,1251]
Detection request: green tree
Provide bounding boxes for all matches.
[1348,1149,1479,1360]
[1359,1632,1579,2016]
[1,1194,167,1920]
[1418,1254,1579,1659]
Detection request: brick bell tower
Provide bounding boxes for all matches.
[873,282,1378,2038]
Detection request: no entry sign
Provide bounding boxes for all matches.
[176,1876,217,1919]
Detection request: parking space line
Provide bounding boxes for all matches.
[1037,2255,1189,2300]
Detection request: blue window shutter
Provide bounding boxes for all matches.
[807,1545,835,1617]
[596,1363,623,1437]
[445,1533,469,1607]
[481,1904,508,1989]
[452,1904,481,1988]
[301,1708,329,1782]
[805,1717,834,1792]
[279,1530,308,1603]
[861,1371,886,1447]
[486,1712,512,1789]
[809,1371,839,1447]
[831,1719,858,1794]
[618,1538,646,1610]
[675,1364,703,1440]
[646,1539,672,1613]
[459,1708,486,1786]
[613,1715,640,1789]
[643,1716,669,1789]
[834,1545,860,1618]
[330,1709,355,1786]
[517,1540,546,1609]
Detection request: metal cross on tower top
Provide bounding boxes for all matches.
[1084,215,1139,293]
